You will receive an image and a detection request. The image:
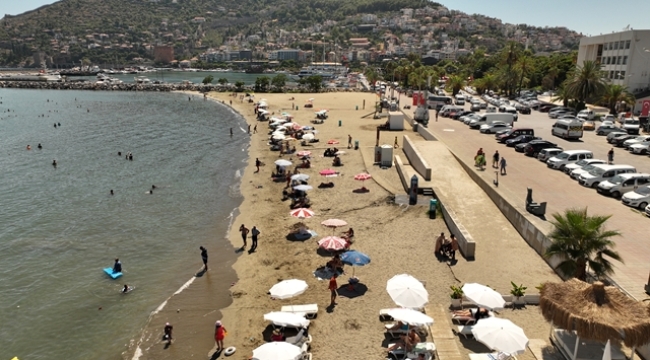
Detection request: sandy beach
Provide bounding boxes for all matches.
[132,89,561,360]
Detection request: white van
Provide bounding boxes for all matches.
[577,109,595,120]
[499,105,519,121]
[469,113,515,129]
[597,173,650,198]
[578,164,637,188]
[551,119,584,140]
[546,150,593,170]
[454,94,465,105]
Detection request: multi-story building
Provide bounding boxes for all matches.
[577,30,650,93]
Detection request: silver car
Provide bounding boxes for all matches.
[537,148,563,162]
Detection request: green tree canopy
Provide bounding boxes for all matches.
[545,208,623,281]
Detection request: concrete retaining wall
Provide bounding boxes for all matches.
[438,200,476,259]
[417,125,437,141]
[394,155,409,191]
[451,153,562,270]
[402,135,432,180]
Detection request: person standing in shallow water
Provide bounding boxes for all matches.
[200,246,208,270]
[239,224,249,249]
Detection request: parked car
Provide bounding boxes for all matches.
[480,122,512,134]
[497,128,535,142]
[479,102,487,109]
[506,135,538,147]
[582,120,596,131]
[596,124,621,135]
[629,141,650,154]
[606,131,629,143]
[537,148,564,162]
[515,142,533,152]
[621,186,650,209]
[597,173,650,198]
[518,106,531,114]
[623,135,650,149]
[523,140,558,157]
[538,104,557,112]
[601,114,616,123]
[547,150,594,170]
[609,134,636,146]
[470,103,482,112]
[570,163,606,180]
[563,158,606,175]
[452,110,472,120]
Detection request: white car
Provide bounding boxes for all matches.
[463,114,481,125]
[570,163,605,180]
[602,114,616,123]
[480,122,512,134]
[537,148,564,162]
[629,141,650,154]
[563,159,606,175]
[623,136,650,149]
[621,186,650,209]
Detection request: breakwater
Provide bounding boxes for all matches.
[0,80,228,92]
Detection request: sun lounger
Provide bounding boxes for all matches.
[286,329,312,347]
[389,342,436,359]
[385,323,410,338]
[456,325,474,339]
[469,352,517,360]
[451,315,476,325]
[281,304,318,319]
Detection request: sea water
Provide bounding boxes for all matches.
[0,89,248,360]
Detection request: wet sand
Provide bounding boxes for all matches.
[131,90,560,360]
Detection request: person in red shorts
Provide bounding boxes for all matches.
[328,275,338,306]
[214,320,227,351]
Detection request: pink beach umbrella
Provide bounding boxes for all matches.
[318,236,349,251]
[321,218,348,235]
[354,173,372,191]
[297,150,312,157]
[290,208,315,219]
[319,168,337,177]
[327,139,340,145]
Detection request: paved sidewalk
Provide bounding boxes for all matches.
[425,121,650,300]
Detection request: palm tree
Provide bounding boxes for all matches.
[564,60,607,110]
[446,75,465,96]
[552,84,572,107]
[501,41,521,96]
[515,50,534,96]
[545,208,623,281]
[600,84,635,115]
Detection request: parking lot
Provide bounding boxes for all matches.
[419,95,650,299]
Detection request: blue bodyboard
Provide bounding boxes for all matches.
[104,267,123,279]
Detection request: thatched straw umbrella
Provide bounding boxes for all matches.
[540,279,650,358]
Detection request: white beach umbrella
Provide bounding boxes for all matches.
[253,342,303,360]
[462,283,506,311]
[291,174,310,181]
[302,133,315,141]
[263,311,310,328]
[272,134,286,141]
[386,274,428,309]
[471,317,529,355]
[386,308,434,326]
[269,279,308,299]
[603,340,612,360]
[293,185,313,192]
[275,159,292,167]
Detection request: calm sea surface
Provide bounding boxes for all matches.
[0,89,248,360]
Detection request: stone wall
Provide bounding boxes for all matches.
[402,135,432,181]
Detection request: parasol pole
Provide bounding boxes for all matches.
[630,347,635,360]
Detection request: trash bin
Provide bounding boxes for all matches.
[355,105,358,110]
[296,105,299,110]
[354,140,359,150]
[429,199,438,219]
[338,120,342,127]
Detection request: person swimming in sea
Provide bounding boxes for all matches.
[122,285,130,293]
[118,152,121,156]
[110,190,114,195]
[152,185,156,189]
[37,143,42,149]
[26,145,31,150]
[52,159,57,166]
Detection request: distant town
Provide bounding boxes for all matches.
[1,4,582,69]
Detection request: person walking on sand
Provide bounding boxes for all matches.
[608,148,614,164]
[492,150,500,168]
[329,275,338,306]
[214,320,227,352]
[348,134,352,149]
[163,323,173,344]
[249,226,260,253]
[394,136,399,149]
[247,124,251,134]
[500,157,507,175]
[255,158,261,173]
[449,234,459,261]
[239,225,249,249]
[200,246,208,270]
[253,124,257,134]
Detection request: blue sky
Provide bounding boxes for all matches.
[3,0,650,36]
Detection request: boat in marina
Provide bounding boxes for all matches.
[293,62,348,80]
[134,76,151,84]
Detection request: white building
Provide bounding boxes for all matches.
[577,30,650,94]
